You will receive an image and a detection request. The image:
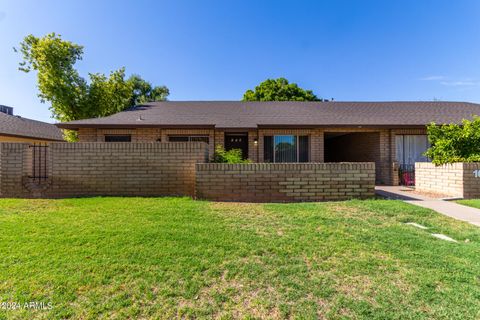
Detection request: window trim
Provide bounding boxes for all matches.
[168,135,209,143]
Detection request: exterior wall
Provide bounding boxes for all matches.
[416,162,480,199]
[196,162,375,202]
[78,128,216,159]
[0,142,208,198]
[76,126,429,186]
[0,134,61,143]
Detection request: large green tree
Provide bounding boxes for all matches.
[17,33,169,140]
[242,78,322,101]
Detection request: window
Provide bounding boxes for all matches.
[263,135,309,162]
[395,135,429,165]
[168,136,209,144]
[104,135,131,142]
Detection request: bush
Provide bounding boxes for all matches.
[213,145,251,163]
[425,116,480,165]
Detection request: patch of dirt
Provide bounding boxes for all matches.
[399,187,451,199]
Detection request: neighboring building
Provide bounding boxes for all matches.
[0,105,64,143]
[56,101,480,185]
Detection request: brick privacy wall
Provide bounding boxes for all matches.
[0,143,30,197]
[416,162,480,199]
[77,127,429,186]
[196,162,375,202]
[462,163,480,198]
[0,142,208,198]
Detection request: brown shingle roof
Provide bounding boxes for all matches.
[0,112,64,141]
[56,101,480,129]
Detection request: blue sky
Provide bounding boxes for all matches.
[1,0,480,122]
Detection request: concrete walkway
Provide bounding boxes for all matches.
[375,186,480,227]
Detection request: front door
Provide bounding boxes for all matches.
[224,133,248,160]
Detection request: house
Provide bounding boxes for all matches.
[0,105,64,143]
[56,101,480,185]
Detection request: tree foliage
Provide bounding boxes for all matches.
[128,75,169,106]
[242,78,322,101]
[425,117,480,165]
[18,33,168,140]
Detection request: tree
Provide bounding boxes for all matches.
[242,78,322,101]
[425,117,480,165]
[17,33,169,140]
[128,75,169,106]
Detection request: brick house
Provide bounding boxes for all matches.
[56,101,480,185]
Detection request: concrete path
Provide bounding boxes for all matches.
[375,186,480,227]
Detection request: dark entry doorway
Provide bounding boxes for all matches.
[225,133,248,159]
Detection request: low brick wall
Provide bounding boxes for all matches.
[196,163,375,202]
[415,162,480,198]
[0,142,208,198]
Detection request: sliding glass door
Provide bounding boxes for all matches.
[274,135,297,162]
[395,135,429,165]
[263,135,309,162]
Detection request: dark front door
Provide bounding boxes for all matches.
[225,133,248,160]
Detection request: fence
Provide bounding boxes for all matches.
[0,142,376,201]
[196,163,375,202]
[0,142,208,198]
[415,162,480,198]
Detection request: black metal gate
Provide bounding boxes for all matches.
[28,144,49,182]
[399,164,415,186]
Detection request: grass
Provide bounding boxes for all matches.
[456,199,480,210]
[0,198,479,319]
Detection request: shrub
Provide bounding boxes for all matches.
[213,145,251,163]
[425,116,480,165]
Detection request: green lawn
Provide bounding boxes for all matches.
[0,198,479,319]
[457,199,480,210]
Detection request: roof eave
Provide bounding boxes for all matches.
[56,123,217,130]
[0,132,64,141]
[256,124,428,129]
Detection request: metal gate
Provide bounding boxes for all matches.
[28,144,49,182]
[399,164,415,186]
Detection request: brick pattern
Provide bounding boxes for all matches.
[77,127,429,186]
[196,162,375,202]
[0,142,208,198]
[462,163,480,198]
[416,162,480,199]
[415,162,465,197]
[0,143,30,197]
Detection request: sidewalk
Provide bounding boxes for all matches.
[375,186,480,227]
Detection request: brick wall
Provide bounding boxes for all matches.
[196,162,375,202]
[415,162,480,198]
[0,142,208,198]
[0,143,30,197]
[76,126,430,186]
